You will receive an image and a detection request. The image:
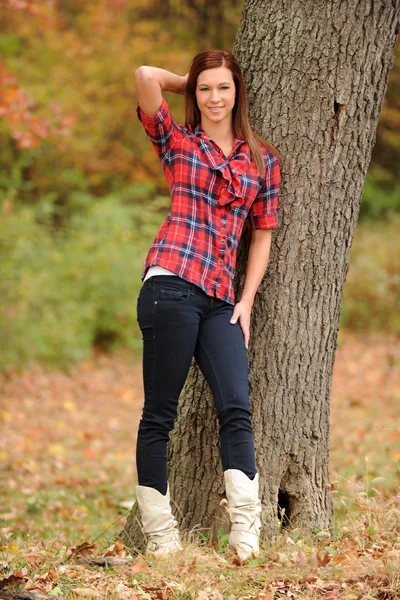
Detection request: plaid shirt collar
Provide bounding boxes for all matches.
[189,123,245,153]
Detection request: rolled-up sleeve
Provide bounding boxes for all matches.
[247,154,280,230]
[136,97,182,162]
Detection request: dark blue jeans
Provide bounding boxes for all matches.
[136,275,257,495]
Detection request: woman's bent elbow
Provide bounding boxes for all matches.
[135,66,153,83]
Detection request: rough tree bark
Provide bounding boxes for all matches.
[121,0,400,551]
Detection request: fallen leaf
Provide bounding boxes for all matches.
[0,571,27,590]
[116,582,141,600]
[69,541,97,557]
[71,587,100,598]
[130,557,151,574]
[188,556,197,573]
[27,555,40,569]
[311,548,332,567]
[2,411,12,423]
[37,569,58,585]
[103,539,126,557]
[291,550,307,567]
[49,586,64,596]
[3,544,19,554]
[64,400,77,412]
[48,443,65,455]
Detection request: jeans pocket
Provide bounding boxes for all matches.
[159,287,190,302]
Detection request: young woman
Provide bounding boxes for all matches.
[135,49,281,561]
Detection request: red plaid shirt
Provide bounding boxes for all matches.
[137,97,280,305]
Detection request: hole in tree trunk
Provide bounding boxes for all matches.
[334,100,346,115]
[278,489,291,527]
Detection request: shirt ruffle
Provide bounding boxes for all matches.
[188,125,251,208]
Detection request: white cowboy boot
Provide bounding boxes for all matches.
[136,485,183,558]
[223,469,261,561]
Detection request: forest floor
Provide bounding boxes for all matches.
[1,332,399,600]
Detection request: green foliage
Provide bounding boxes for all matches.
[360,171,400,220]
[215,527,230,553]
[0,185,170,368]
[0,136,38,202]
[0,191,399,369]
[341,215,400,334]
[370,38,400,190]
[196,527,229,553]
[0,33,23,57]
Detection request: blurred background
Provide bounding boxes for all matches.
[0,0,399,368]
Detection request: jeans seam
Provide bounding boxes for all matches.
[138,280,157,485]
[197,336,233,471]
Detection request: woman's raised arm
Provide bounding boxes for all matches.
[135,66,187,117]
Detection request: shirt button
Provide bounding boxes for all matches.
[219,260,223,264]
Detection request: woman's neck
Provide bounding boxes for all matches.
[200,118,234,146]
[201,119,235,157]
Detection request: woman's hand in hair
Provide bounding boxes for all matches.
[135,67,188,116]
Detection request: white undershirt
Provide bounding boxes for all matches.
[143,265,176,282]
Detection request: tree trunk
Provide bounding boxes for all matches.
[121,0,400,549]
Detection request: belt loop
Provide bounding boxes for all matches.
[190,282,195,296]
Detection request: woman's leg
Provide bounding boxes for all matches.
[136,276,202,495]
[193,297,260,560]
[193,298,256,477]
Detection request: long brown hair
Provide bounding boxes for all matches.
[184,49,282,176]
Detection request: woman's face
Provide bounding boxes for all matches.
[195,66,236,129]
